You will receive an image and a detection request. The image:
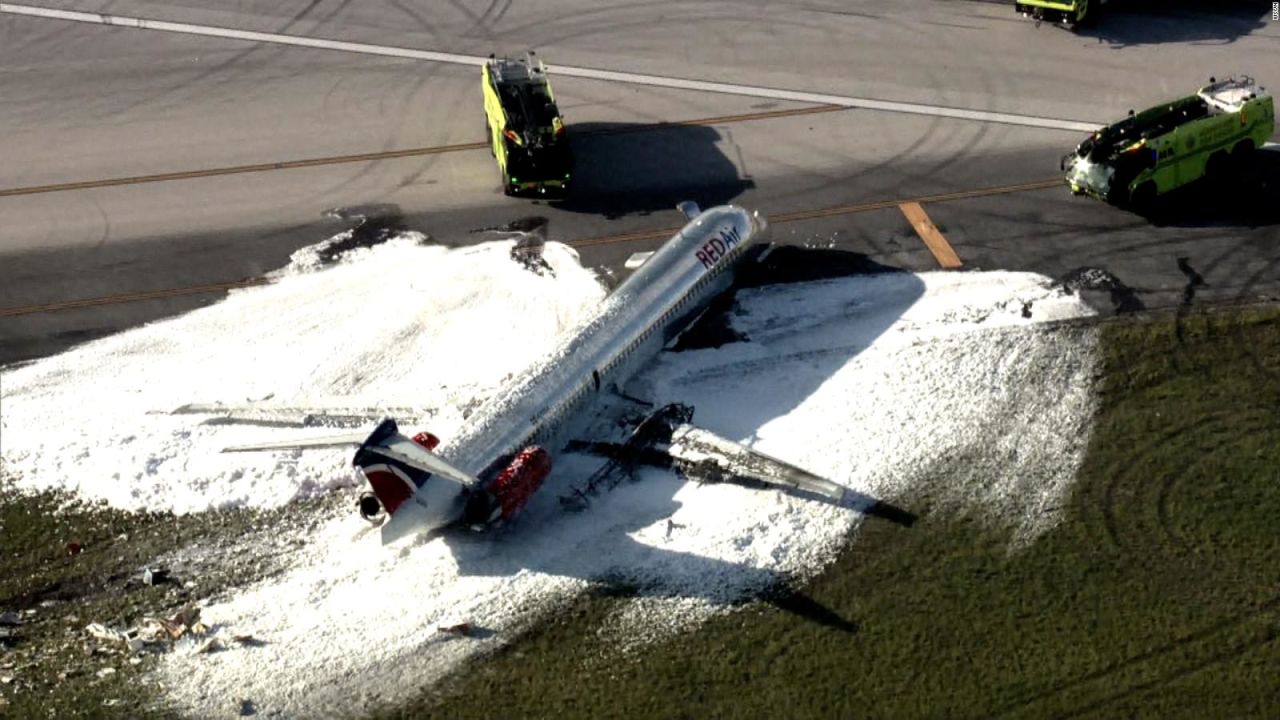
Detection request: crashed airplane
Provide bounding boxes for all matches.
[226,203,847,544]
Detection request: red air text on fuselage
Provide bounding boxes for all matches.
[694,224,743,270]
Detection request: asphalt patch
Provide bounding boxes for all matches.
[317,204,408,264]
[739,245,906,289]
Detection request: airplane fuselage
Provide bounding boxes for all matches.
[399,205,768,535]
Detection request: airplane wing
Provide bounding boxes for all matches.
[664,424,847,503]
[162,402,428,428]
[218,418,477,491]
[624,251,655,270]
[621,203,704,269]
[222,432,369,453]
[561,402,846,508]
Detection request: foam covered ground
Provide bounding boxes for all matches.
[1,234,605,513]
[0,235,1099,717]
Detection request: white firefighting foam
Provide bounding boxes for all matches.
[0,234,1098,717]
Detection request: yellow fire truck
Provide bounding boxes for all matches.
[482,52,573,197]
[1063,76,1275,208]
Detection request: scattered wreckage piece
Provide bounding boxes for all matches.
[84,604,209,655]
[436,622,473,638]
[142,567,170,586]
[85,624,128,644]
[471,216,556,275]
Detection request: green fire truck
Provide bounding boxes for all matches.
[1015,0,1107,26]
[482,52,573,197]
[1062,76,1275,208]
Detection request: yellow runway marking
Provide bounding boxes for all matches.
[898,201,962,269]
[0,279,269,318]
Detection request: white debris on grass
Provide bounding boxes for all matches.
[1,234,1099,718]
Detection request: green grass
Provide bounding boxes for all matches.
[0,483,335,719]
[403,306,1280,720]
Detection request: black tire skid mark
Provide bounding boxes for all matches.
[1153,409,1272,555]
[442,0,489,39]
[1226,252,1280,382]
[1093,415,1217,549]
[496,2,844,58]
[99,0,353,117]
[387,0,444,43]
[987,595,1280,719]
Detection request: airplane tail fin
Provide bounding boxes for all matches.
[352,418,429,517]
[353,419,478,510]
[217,420,424,519]
[219,417,475,543]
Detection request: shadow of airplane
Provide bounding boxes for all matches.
[442,463,862,634]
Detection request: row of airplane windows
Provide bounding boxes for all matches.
[531,239,748,443]
[593,237,746,382]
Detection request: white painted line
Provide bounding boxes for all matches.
[0,3,489,65]
[552,66,1100,133]
[0,2,1103,134]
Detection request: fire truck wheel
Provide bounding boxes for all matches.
[1075,0,1089,25]
[1130,181,1157,213]
[1206,151,1230,181]
[1230,140,1256,170]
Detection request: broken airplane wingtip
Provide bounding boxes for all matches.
[624,251,656,270]
[677,200,702,220]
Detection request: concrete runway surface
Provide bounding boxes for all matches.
[1,0,1278,363]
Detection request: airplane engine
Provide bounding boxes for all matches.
[486,446,552,522]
